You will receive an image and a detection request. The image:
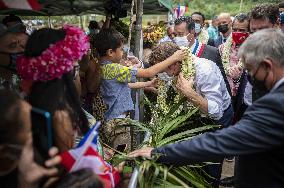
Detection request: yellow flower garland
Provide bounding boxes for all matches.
[156,47,196,117]
[221,35,243,74]
[197,29,209,44]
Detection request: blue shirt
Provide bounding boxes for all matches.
[100,61,138,121]
[207,26,219,40]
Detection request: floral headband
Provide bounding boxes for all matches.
[17,25,90,81]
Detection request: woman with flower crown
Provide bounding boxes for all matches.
[219,13,251,121]
[17,25,90,159]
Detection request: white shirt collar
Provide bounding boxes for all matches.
[271,77,284,92]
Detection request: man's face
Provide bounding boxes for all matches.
[250,18,274,34]
[0,32,25,53]
[192,14,204,26]
[165,62,181,76]
[232,20,249,32]
[218,16,232,27]
[279,7,284,14]
[167,27,175,40]
[174,22,189,37]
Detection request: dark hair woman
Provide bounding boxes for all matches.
[17,26,90,159]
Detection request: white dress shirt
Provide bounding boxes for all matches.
[194,57,231,120]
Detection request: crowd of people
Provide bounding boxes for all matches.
[0,2,284,188]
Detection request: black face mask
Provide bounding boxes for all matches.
[0,52,23,73]
[247,64,269,100]
[218,24,229,34]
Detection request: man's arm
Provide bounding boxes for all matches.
[153,94,284,166]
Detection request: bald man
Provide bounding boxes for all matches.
[210,13,232,48]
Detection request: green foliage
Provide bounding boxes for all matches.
[116,98,219,188]
[170,0,280,19]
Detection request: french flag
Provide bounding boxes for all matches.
[0,0,41,10]
[61,122,121,188]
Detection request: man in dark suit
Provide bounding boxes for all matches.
[208,13,232,48]
[130,28,284,188]
[173,16,231,96]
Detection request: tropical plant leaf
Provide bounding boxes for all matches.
[157,107,198,142]
[157,125,217,147]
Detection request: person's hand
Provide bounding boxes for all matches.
[169,49,187,62]
[147,78,158,88]
[18,136,61,186]
[176,73,194,97]
[128,56,142,68]
[128,147,154,159]
[228,65,242,80]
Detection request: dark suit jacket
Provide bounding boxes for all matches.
[207,36,223,48]
[200,44,232,96]
[153,81,284,188]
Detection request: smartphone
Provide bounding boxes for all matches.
[31,107,53,150]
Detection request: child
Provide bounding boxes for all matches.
[93,29,186,147]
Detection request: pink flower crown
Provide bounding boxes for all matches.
[17,25,90,81]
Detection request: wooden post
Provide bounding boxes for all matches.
[133,0,144,146]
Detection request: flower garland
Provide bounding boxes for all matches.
[197,29,209,44]
[17,25,90,81]
[156,47,196,117]
[221,35,242,74]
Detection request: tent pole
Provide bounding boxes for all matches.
[134,0,144,144]
[79,15,84,29]
[48,16,51,28]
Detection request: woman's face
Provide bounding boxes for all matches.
[0,100,32,175]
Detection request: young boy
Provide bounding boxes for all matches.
[93,29,186,148]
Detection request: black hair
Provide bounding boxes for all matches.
[2,14,22,26]
[174,16,195,32]
[93,28,124,57]
[191,12,206,22]
[233,13,249,26]
[279,2,284,8]
[249,3,279,25]
[88,20,99,30]
[25,28,89,158]
[0,89,22,145]
[52,168,103,188]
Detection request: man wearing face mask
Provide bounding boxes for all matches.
[248,3,279,101]
[173,16,231,95]
[129,29,284,188]
[0,23,26,93]
[211,13,232,48]
[219,13,250,121]
[191,12,210,44]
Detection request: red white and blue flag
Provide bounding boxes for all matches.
[61,122,121,188]
[0,0,41,10]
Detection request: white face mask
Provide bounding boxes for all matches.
[195,23,201,34]
[173,35,189,47]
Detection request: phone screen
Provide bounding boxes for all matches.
[31,107,53,156]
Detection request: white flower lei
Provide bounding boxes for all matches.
[156,47,196,117]
[221,35,242,74]
[197,29,209,44]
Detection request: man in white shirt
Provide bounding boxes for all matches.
[149,42,232,188]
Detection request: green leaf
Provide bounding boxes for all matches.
[157,125,217,147]
[158,108,198,141]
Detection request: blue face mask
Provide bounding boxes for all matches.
[195,23,202,34]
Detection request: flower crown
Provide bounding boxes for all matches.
[17,25,90,81]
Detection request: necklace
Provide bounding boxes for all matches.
[197,29,209,44]
[156,47,196,117]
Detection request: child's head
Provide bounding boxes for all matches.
[149,42,181,76]
[93,28,125,63]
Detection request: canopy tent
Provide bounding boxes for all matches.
[0,0,170,16]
